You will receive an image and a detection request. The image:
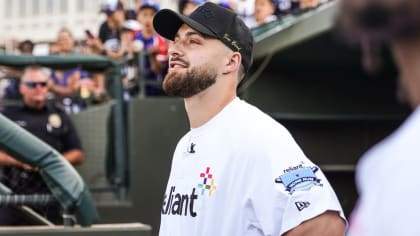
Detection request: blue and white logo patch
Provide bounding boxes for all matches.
[275,165,322,194]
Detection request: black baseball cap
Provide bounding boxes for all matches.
[153,2,253,73]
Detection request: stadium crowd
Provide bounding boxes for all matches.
[0,0,332,113]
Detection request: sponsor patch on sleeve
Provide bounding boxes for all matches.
[275,163,323,195]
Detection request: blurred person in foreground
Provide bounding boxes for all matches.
[338,0,420,235]
[153,2,346,235]
[0,66,84,225]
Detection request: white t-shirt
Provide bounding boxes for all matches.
[348,107,420,236]
[159,98,345,236]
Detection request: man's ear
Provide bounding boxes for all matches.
[223,52,241,75]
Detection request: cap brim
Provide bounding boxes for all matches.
[153,9,217,41]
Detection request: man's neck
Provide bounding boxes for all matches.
[23,97,46,110]
[25,101,45,110]
[184,78,237,128]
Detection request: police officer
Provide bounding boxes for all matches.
[0,66,84,225]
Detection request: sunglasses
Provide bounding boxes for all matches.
[24,81,48,88]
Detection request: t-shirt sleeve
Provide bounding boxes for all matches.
[276,164,345,234]
[248,125,345,235]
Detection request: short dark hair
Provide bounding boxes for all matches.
[18,40,34,54]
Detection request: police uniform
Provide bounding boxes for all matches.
[0,102,82,225]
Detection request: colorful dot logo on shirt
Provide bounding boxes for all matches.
[197,167,217,196]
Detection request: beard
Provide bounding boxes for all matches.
[163,64,217,98]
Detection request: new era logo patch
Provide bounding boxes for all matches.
[295,201,310,211]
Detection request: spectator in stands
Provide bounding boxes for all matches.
[125,8,138,23]
[18,40,34,55]
[231,0,255,20]
[179,0,205,16]
[52,28,108,111]
[47,28,86,113]
[120,0,141,26]
[0,68,21,100]
[133,0,168,96]
[0,40,35,100]
[245,0,279,28]
[87,0,127,60]
[49,28,81,98]
[0,40,34,99]
[133,0,144,9]
[117,19,141,98]
[78,71,109,106]
[56,28,78,55]
[0,66,84,225]
[48,42,61,55]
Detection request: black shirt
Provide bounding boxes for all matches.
[0,103,82,224]
[1,103,82,194]
[98,21,121,52]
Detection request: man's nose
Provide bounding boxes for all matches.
[168,42,184,58]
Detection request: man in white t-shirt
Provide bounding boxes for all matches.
[153,2,346,235]
[338,1,420,235]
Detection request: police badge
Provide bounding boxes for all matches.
[48,113,62,128]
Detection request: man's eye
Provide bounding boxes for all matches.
[189,39,200,44]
